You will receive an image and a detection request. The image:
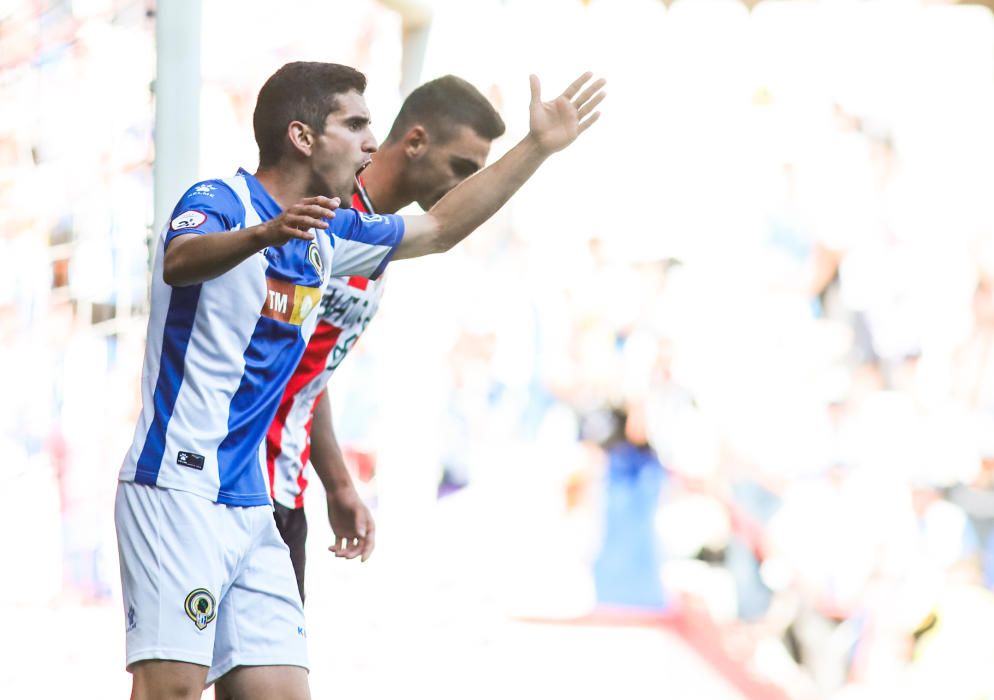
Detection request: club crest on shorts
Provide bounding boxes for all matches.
[184,588,216,631]
[307,240,323,276]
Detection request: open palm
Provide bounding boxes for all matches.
[529,72,606,154]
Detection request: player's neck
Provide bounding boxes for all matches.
[360,145,409,214]
[253,165,315,210]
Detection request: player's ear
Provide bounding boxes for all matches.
[288,120,314,157]
[403,125,428,160]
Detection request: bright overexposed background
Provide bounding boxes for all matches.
[6,1,994,698]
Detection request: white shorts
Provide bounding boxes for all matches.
[115,481,308,685]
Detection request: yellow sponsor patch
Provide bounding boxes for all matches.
[290,284,321,325]
[261,277,322,326]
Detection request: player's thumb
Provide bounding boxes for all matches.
[529,74,541,106]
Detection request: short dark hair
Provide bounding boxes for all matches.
[254,62,367,167]
[386,75,505,145]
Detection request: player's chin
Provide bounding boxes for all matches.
[309,173,341,202]
[328,175,355,205]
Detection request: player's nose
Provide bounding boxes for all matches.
[363,132,378,154]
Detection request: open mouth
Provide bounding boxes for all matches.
[356,159,372,176]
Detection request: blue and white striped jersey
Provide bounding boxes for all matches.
[119,169,404,506]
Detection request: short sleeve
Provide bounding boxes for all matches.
[324,209,405,280]
[164,180,246,249]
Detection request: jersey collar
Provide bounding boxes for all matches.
[237,167,282,221]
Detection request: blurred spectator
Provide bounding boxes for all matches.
[589,407,669,611]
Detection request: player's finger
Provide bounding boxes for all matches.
[286,204,335,221]
[577,92,606,121]
[355,508,370,541]
[360,528,375,562]
[529,74,542,106]
[286,214,331,231]
[573,78,606,110]
[282,227,316,241]
[340,536,363,559]
[357,510,375,562]
[560,71,594,101]
[296,204,337,221]
[301,196,341,210]
[286,215,326,232]
[578,111,601,135]
[285,214,325,230]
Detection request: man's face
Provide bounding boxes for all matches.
[408,124,492,210]
[309,90,378,201]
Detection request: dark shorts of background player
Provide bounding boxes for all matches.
[273,503,307,603]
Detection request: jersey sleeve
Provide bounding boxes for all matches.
[163,179,246,249]
[324,209,405,280]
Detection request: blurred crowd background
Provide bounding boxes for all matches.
[5,0,994,698]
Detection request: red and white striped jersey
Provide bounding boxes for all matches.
[266,180,387,508]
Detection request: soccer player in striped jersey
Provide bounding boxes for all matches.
[116,61,604,700]
[268,76,506,601]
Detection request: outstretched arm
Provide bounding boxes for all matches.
[394,72,605,260]
[310,390,375,562]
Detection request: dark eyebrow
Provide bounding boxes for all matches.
[343,114,371,127]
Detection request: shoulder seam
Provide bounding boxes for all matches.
[210,177,248,228]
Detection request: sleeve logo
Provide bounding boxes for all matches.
[358,212,385,224]
[190,183,216,197]
[171,210,207,231]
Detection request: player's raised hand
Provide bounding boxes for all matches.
[263,195,340,246]
[527,72,606,155]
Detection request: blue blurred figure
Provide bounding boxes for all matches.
[590,408,670,611]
